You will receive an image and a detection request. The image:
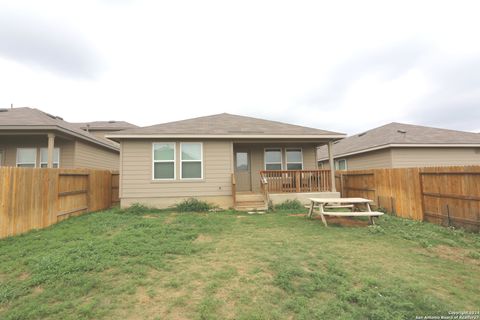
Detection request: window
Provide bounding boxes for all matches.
[40,148,60,168]
[236,152,248,171]
[153,143,175,180]
[16,148,36,167]
[335,159,347,171]
[0,149,3,166]
[318,162,324,169]
[286,148,303,170]
[181,142,203,179]
[264,148,282,170]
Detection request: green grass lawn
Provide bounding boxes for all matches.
[0,207,479,320]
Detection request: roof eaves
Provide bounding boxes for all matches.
[317,143,480,161]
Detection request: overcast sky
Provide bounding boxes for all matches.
[1,0,479,134]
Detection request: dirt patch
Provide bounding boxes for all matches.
[194,234,213,243]
[142,215,158,219]
[32,286,44,295]
[164,214,177,224]
[236,216,247,219]
[18,272,30,281]
[425,245,480,266]
[325,217,369,227]
[288,214,369,227]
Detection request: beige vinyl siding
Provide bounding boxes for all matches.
[248,143,318,192]
[391,147,480,168]
[74,140,119,170]
[320,149,393,170]
[0,135,75,168]
[120,139,233,199]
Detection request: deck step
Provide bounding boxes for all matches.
[236,194,264,202]
[235,201,268,211]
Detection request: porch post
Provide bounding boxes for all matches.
[328,141,336,192]
[47,133,55,168]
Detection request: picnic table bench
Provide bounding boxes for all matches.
[307,197,384,227]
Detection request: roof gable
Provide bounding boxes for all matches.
[0,107,119,151]
[108,113,344,138]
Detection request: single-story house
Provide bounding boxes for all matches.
[73,121,138,140]
[108,113,346,210]
[317,122,480,170]
[0,107,120,170]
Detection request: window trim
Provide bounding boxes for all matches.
[264,147,283,170]
[285,148,303,170]
[335,159,348,171]
[152,142,176,181]
[40,148,60,168]
[180,142,203,180]
[16,148,37,168]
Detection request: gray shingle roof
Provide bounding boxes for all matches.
[108,113,345,137]
[0,107,119,151]
[317,122,480,159]
[72,121,138,130]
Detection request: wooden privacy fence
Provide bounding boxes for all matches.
[336,166,480,231]
[0,167,120,239]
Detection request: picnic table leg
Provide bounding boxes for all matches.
[319,204,328,227]
[308,201,314,219]
[366,203,375,225]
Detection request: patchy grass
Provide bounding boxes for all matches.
[0,207,479,319]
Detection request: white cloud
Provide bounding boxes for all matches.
[0,0,479,134]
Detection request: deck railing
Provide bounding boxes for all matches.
[260,170,331,193]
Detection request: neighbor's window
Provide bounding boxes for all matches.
[264,148,282,170]
[16,148,36,167]
[153,143,175,179]
[40,148,60,168]
[286,148,303,170]
[236,152,248,171]
[335,159,347,171]
[0,149,4,166]
[181,142,203,179]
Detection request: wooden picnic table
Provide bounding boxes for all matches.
[307,197,383,227]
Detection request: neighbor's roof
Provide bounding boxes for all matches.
[73,120,138,131]
[317,122,480,160]
[107,113,346,139]
[0,107,119,151]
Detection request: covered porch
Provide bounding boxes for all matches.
[231,140,338,210]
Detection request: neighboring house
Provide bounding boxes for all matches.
[108,113,346,210]
[0,107,120,170]
[317,122,480,170]
[73,121,138,140]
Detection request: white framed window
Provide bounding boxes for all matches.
[16,148,36,168]
[153,142,176,180]
[0,149,4,166]
[318,162,324,169]
[264,148,282,170]
[180,142,203,179]
[285,148,303,170]
[40,148,60,168]
[335,159,347,171]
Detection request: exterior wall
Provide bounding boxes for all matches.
[74,140,119,170]
[245,143,318,192]
[120,139,233,208]
[319,149,393,171]
[0,135,75,168]
[391,147,480,168]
